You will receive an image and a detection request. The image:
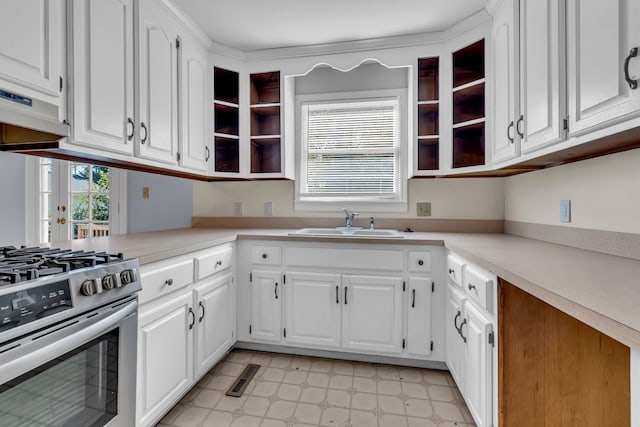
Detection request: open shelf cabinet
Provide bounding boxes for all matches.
[250,71,282,174]
[213,67,240,174]
[416,57,440,171]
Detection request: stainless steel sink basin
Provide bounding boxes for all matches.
[289,228,404,239]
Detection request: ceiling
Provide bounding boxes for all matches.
[171,0,489,52]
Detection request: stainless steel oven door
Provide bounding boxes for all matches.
[0,297,137,427]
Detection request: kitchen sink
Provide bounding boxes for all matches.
[289,228,404,239]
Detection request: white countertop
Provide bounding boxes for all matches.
[40,227,640,348]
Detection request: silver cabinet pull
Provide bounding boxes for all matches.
[140,122,148,144]
[468,283,476,291]
[507,120,514,143]
[274,283,278,299]
[459,318,467,343]
[188,308,195,330]
[205,146,210,161]
[411,289,416,308]
[344,286,348,305]
[336,285,339,304]
[516,115,524,138]
[165,278,173,286]
[198,301,205,322]
[127,118,134,141]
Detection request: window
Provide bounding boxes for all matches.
[296,91,408,212]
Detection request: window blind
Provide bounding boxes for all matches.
[301,99,399,197]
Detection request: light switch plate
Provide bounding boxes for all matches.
[417,202,431,217]
[142,187,149,199]
[560,199,571,223]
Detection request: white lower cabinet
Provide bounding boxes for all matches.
[445,253,496,427]
[406,276,434,356]
[446,283,466,388]
[195,272,234,377]
[137,291,193,427]
[284,272,341,348]
[462,300,493,427]
[137,245,236,427]
[342,275,403,354]
[249,270,282,343]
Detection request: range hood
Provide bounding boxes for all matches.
[0,88,70,150]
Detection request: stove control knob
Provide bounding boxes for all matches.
[102,274,118,290]
[120,269,136,286]
[80,279,100,296]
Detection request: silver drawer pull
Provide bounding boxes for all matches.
[165,278,174,286]
[448,268,455,275]
[215,260,223,267]
[468,283,476,291]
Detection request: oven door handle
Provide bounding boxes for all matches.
[0,300,137,384]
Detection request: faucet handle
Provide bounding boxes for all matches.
[369,216,375,230]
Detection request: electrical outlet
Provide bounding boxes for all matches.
[560,199,571,223]
[233,202,243,217]
[264,201,273,217]
[142,187,149,199]
[417,202,431,217]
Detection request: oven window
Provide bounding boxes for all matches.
[0,329,119,427]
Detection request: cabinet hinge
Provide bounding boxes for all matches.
[563,117,569,131]
[177,152,181,162]
[488,331,495,347]
[176,37,180,49]
[403,281,406,292]
[249,324,252,334]
[430,341,434,352]
[431,282,435,293]
[402,338,406,349]
[250,273,252,282]
[283,274,286,284]
[283,328,286,338]
[59,76,63,92]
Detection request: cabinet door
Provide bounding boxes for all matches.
[519,0,564,152]
[179,33,208,172]
[195,272,234,377]
[250,270,282,343]
[567,0,640,136]
[446,283,466,389]
[406,277,434,356]
[137,0,179,164]
[70,0,134,155]
[137,291,193,426]
[491,0,518,164]
[284,271,341,348]
[342,275,403,354]
[0,0,62,96]
[463,301,493,427]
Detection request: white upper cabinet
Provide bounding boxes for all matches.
[518,0,564,152]
[567,0,640,136]
[178,32,209,172]
[492,0,564,165]
[69,0,134,155]
[137,0,179,165]
[491,0,518,164]
[0,0,63,98]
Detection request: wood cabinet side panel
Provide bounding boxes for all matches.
[498,278,630,427]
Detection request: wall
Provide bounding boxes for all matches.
[127,170,193,233]
[0,152,26,245]
[505,148,640,234]
[193,178,505,219]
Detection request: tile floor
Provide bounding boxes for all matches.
[156,349,476,427]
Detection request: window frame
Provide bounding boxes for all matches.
[294,89,408,212]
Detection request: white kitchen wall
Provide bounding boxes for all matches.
[193,178,505,219]
[127,170,193,233]
[0,152,26,245]
[505,148,640,234]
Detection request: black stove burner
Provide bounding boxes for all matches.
[0,246,124,285]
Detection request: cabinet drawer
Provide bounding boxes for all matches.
[447,254,465,287]
[139,257,194,304]
[464,265,494,313]
[251,246,282,265]
[195,246,234,280]
[408,251,432,272]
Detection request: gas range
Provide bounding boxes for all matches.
[0,246,141,343]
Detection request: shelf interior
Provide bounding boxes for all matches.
[417,139,439,170]
[418,103,439,136]
[452,82,485,125]
[452,121,485,168]
[251,138,282,174]
[214,67,239,105]
[418,57,439,102]
[250,71,281,104]
[452,40,485,88]
[214,137,240,173]
[214,103,239,136]
[251,106,281,136]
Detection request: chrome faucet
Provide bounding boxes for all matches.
[343,208,359,228]
[369,216,375,230]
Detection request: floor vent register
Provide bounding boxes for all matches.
[225,364,260,397]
